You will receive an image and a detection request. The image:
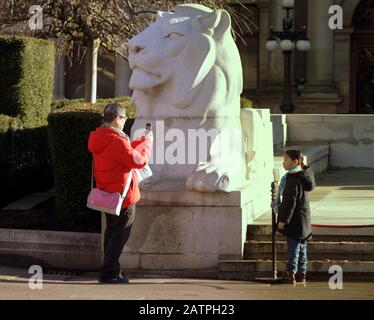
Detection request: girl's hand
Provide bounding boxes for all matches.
[277,222,286,230]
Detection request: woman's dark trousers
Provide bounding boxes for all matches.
[99,204,136,280]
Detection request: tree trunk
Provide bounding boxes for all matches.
[85,38,100,103]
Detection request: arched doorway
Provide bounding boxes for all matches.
[350,0,374,113]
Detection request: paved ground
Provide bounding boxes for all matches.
[254,169,374,226]
[0,266,373,300]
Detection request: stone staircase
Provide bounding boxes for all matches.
[219,224,374,281]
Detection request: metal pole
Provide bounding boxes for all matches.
[280,50,295,113]
[253,171,282,283]
[271,181,278,279]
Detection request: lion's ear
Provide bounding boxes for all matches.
[156,10,173,21]
[156,11,165,20]
[193,9,231,39]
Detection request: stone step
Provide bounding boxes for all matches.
[247,224,374,242]
[244,240,374,261]
[219,260,374,281]
[0,229,101,270]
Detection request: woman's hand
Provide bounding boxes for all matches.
[144,131,154,144]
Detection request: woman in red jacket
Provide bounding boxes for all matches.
[88,103,153,284]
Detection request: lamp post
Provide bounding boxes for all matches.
[266,0,311,114]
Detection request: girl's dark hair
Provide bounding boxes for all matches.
[103,103,125,123]
[285,149,306,169]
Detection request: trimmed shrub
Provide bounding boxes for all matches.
[51,96,135,113]
[0,36,55,127]
[240,97,253,109]
[48,98,135,224]
[0,36,55,208]
[0,115,53,208]
[0,114,23,131]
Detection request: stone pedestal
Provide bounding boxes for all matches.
[108,181,270,277]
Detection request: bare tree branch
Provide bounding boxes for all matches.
[0,0,256,59]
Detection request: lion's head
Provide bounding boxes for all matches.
[128,3,243,115]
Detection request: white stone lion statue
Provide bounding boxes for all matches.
[128,3,273,193]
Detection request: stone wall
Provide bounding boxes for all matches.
[285,115,374,169]
[271,114,287,152]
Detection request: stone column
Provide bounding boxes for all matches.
[256,0,271,93]
[306,0,336,92]
[259,0,296,93]
[53,46,66,99]
[267,0,287,89]
[294,0,308,83]
[115,55,132,97]
[334,28,354,113]
[53,55,65,99]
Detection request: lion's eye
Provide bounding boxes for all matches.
[165,32,183,39]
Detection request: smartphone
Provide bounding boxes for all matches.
[145,123,152,134]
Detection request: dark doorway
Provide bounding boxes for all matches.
[350,0,374,113]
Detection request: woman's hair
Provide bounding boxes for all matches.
[285,149,306,169]
[103,103,125,123]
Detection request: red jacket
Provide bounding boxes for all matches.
[88,126,152,208]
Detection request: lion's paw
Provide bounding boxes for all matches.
[185,162,230,192]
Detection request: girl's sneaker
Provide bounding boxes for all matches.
[282,270,296,284]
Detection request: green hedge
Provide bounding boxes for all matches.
[52,96,251,112]
[0,36,55,127]
[0,116,53,208]
[48,98,136,223]
[0,37,55,208]
[240,97,253,109]
[51,96,135,113]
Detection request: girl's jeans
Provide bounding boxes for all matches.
[287,237,308,274]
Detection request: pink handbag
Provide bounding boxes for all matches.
[87,160,133,216]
